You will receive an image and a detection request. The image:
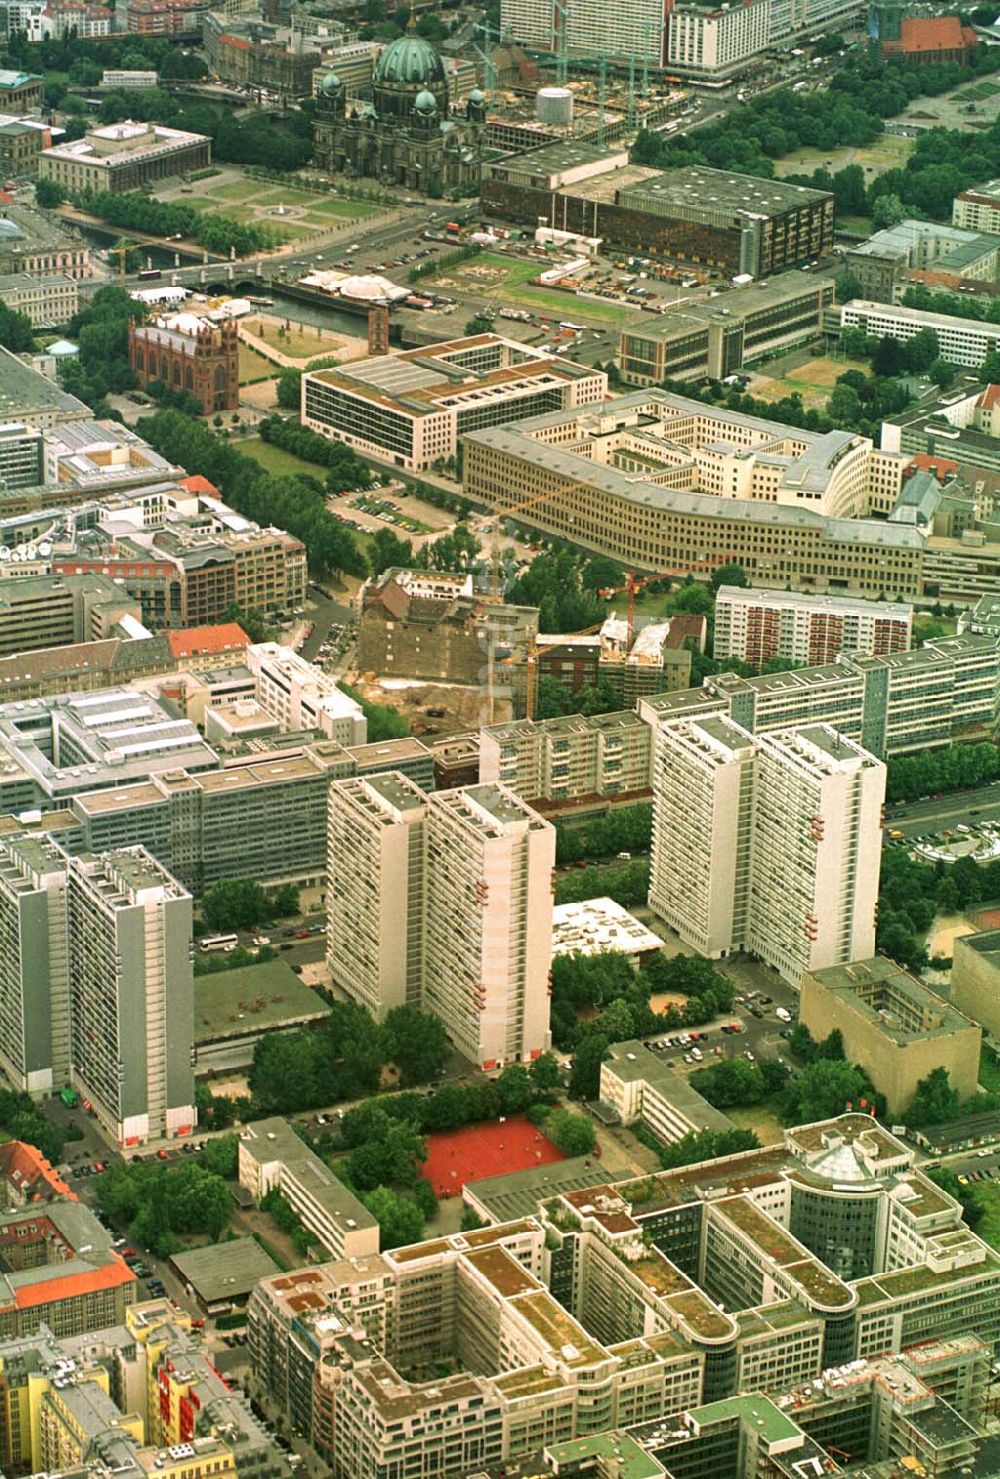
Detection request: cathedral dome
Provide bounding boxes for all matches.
[373,35,446,89]
[320,72,342,94]
[414,88,437,113]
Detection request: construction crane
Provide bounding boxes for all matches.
[597,559,739,648]
[506,556,740,719]
[107,240,137,286]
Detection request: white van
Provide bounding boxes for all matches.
[776,1007,793,1023]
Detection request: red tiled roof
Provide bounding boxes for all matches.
[906,453,959,478]
[0,1142,76,1203]
[665,613,707,648]
[895,15,974,51]
[980,384,1000,410]
[165,623,249,660]
[14,1257,135,1311]
[179,474,218,495]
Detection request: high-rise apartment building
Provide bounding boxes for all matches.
[326,773,427,1021]
[649,715,757,959]
[713,586,913,667]
[747,727,884,983]
[67,848,195,1145]
[649,721,884,983]
[326,777,554,1068]
[424,785,554,1069]
[0,835,69,1096]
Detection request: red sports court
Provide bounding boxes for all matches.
[422,1114,565,1198]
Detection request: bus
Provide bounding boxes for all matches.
[200,933,238,954]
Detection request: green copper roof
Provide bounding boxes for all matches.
[373,36,445,88]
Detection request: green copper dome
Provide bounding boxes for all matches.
[320,72,342,94]
[414,88,437,113]
[373,35,446,88]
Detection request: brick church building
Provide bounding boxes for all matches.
[128,311,240,415]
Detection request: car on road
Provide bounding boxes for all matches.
[977,1148,992,1157]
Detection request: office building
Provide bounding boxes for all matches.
[483,156,834,276]
[249,1114,1000,1479]
[327,773,426,1021]
[845,219,1000,302]
[238,1117,378,1261]
[600,1039,734,1144]
[479,710,653,809]
[713,586,912,666]
[246,642,366,745]
[617,274,834,386]
[838,298,1000,369]
[500,0,863,75]
[0,573,141,658]
[40,121,211,195]
[649,720,884,983]
[462,393,916,602]
[302,335,607,472]
[358,566,538,686]
[128,311,237,416]
[327,777,554,1067]
[946,928,1000,1037]
[0,1200,135,1338]
[67,847,195,1146]
[641,632,1000,759]
[0,344,89,429]
[800,957,981,1117]
[954,177,1000,235]
[0,272,77,327]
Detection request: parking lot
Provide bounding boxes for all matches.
[640,979,799,1078]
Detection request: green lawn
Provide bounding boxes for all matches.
[240,438,326,479]
[969,1179,1000,1252]
[306,197,377,219]
[979,1045,1000,1096]
[208,179,262,202]
[728,1105,785,1146]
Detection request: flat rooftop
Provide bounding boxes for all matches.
[806,956,978,1044]
[602,1040,732,1134]
[0,344,89,422]
[465,1156,625,1223]
[169,1237,283,1304]
[552,897,663,959]
[618,164,832,217]
[194,961,330,1044]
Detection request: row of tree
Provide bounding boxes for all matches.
[98,1157,233,1257]
[257,416,373,494]
[71,188,278,260]
[199,878,299,932]
[554,804,652,865]
[886,741,1000,803]
[140,411,367,580]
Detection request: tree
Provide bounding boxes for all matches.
[0,302,34,355]
[569,1032,608,1100]
[835,271,863,304]
[198,1133,239,1179]
[465,315,493,334]
[496,1064,534,1114]
[710,562,749,591]
[368,526,414,576]
[582,556,625,593]
[546,1108,596,1156]
[827,383,862,426]
[669,581,713,616]
[782,1059,877,1125]
[903,326,940,373]
[249,1032,324,1114]
[929,357,954,388]
[382,1005,449,1087]
[347,1110,425,1191]
[871,193,907,231]
[35,178,66,209]
[221,602,274,644]
[657,1126,759,1169]
[530,1052,563,1092]
[271,883,299,918]
[363,1186,425,1249]
[276,367,304,410]
[202,878,271,931]
[906,1067,960,1129]
[339,683,411,742]
[872,335,906,378]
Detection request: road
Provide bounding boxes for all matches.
[884,784,1000,839]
